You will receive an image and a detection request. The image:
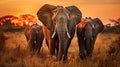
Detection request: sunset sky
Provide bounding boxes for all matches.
[0,0,120,24]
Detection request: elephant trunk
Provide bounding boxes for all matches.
[58,31,67,60]
[85,36,93,56]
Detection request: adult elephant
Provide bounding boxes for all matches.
[37,4,82,61]
[77,17,104,60]
[24,23,44,54]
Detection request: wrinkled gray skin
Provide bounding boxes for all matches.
[77,18,104,60]
[24,24,44,54]
[37,4,82,61]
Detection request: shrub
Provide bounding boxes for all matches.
[103,24,120,34]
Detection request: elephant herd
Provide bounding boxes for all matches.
[24,4,104,61]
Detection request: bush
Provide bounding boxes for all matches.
[103,24,120,34]
[0,22,24,32]
[108,37,120,57]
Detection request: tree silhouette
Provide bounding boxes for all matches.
[20,14,37,22]
[104,18,120,33]
[0,15,20,25]
[109,18,120,26]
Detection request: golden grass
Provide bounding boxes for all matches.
[0,32,120,67]
[0,31,7,51]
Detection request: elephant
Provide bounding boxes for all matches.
[37,4,82,61]
[24,23,44,54]
[77,17,104,60]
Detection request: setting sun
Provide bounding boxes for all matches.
[25,21,28,25]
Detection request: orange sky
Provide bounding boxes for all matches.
[0,0,120,24]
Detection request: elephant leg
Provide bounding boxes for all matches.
[63,39,71,61]
[37,43,42,54]
[56,45,59,57]
[84,37,93,57]
[34,40,38,53]
[85,40,91,57]
[29,40,34,52]
[36,33,44,54]
[30,33,36,53]
[30,41,35,55]
[55,39,59,57]
[55,41,59,60]
[57,43,63,61]
[78,38,86,60]
[89,35,97,57]
[33,41,36,53]
[36,41,42,54]
[50,39,55,55]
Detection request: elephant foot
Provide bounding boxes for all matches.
[63,55,67,61]
[49,52,55,56]
[87,53,92,57]
[58,57,62,61]
[37,51,40,55]
[57,55,62,61]
[49,49,55,56]
[80,54,86,60]
[87,51,92,57]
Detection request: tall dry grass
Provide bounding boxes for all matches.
[0,31,8,51]
[0,32,120,67]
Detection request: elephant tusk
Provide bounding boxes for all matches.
[52,31,56,38]
[91,37,93,41]
[67,32,71,39]
[84,37,86,40]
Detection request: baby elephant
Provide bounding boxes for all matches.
[24,23,44,54]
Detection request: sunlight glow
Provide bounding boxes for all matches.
[25,21,29,25]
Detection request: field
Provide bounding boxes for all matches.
[0,32,120,67]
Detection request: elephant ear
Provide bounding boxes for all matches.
[93,18,104,33]
[66,5,82,24]
[37,4,56,30]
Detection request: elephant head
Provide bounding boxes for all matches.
[51,6,70,39]
[77,17,104,59]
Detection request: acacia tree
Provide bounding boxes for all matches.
[109,18,120,26]
[0,15,20,25]
[20,14,37,23]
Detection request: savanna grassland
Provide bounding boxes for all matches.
[0,31,120,67]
